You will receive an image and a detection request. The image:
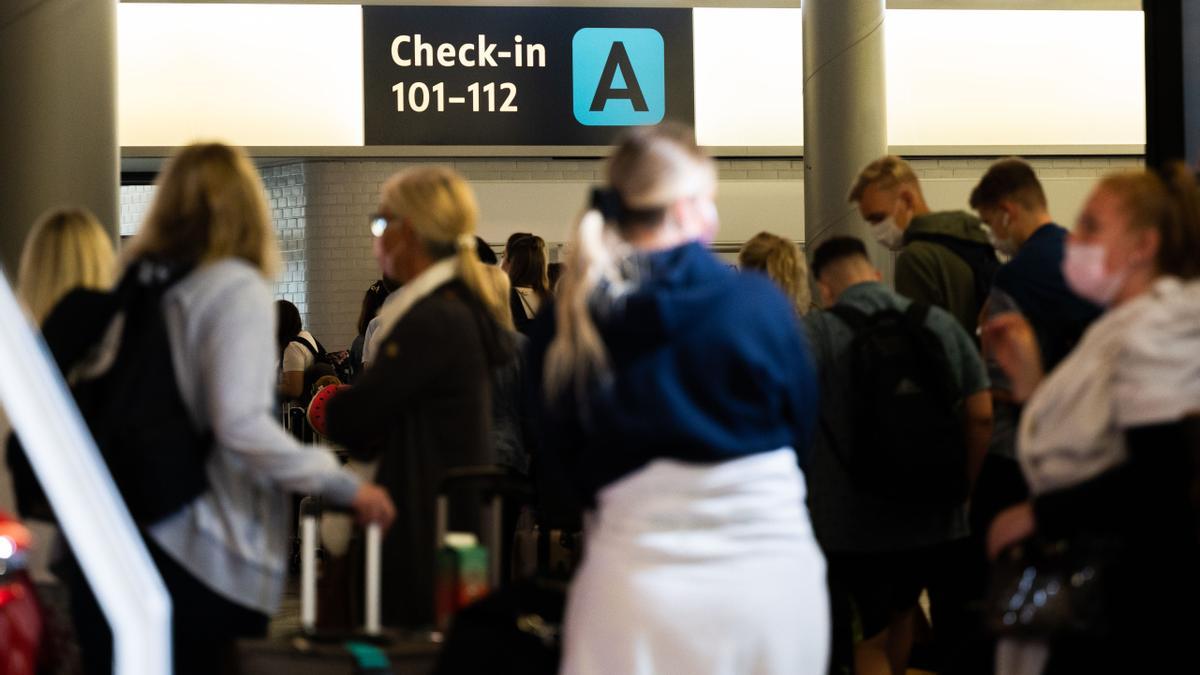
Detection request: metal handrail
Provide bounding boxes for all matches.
[0,271,170,675]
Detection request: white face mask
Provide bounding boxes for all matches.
[987,213,1018,257]
[1062,241,1127,306]
[870,217,905,251]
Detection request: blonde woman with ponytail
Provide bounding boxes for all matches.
[527,125,830,674]
[325,165,515,628]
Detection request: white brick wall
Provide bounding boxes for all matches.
[261,163,309,318]
[120,154,1143,350]
[118,185,155,237]
[303,161,397,349]
[117,163,313,324]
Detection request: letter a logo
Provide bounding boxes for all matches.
[573,28,665,126]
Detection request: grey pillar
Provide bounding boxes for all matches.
[802,0,892,283]
[0,0,119,279]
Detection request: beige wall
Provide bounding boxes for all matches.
[120,154,1143,349]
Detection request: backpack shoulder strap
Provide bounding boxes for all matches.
[903,301,931,326]
[289,335,319,357]
[828,304,871,334]
[40,288,121,373]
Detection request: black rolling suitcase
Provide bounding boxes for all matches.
[237,468,534,674]
[235,498,441,675]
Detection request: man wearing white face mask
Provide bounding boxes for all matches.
[850,156,997,337]
[970,158,1101,367]
[964,159,1105,673]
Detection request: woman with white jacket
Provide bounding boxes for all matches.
[62,143,395,675]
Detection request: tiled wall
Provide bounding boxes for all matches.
[119,163,309,313]
[261,163,309,314]
[118,185,155,237]
[120,155,1143,349]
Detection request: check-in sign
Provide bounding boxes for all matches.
[362,6,694,145]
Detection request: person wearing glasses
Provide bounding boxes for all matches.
[324,166,514,628]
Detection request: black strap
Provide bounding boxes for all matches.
[289,335,320,358]
[813,311,853,474]
[516,288,537,319]
[827,304,871,334]
[903,302,931,327]
[904,231,999,309]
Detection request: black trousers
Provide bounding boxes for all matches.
[64,537,268,675]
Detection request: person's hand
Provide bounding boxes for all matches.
[982,313,1044,402]
[987,502,1036,560]
[351,483,395,530]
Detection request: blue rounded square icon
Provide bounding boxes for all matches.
[572,28,665,127]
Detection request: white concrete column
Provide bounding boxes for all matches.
[802,0,892,280]
[0,0,119,278]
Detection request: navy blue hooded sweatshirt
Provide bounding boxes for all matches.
[525,242,819,506]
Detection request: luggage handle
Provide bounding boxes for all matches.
[298,497,382,638]
[435,492,504,589]
[435,465,533,589]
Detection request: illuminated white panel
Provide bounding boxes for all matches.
[886,10,1145,146]
[118,4,363,147]
[117,5,1143,149]
[693,8,1143,148]
[693,8,804,146]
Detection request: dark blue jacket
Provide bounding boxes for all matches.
[993,224,1102,371]
[526,242,818,505]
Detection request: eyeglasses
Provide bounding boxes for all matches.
[369,213,394,238]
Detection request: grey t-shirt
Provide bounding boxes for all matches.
[803,281,989,554]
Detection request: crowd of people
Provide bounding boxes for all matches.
[0,123,1197,675]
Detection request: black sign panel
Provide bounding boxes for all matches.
[363,6,694,145]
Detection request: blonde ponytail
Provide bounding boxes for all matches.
[456,233,510,327]
[544,206,630,399]
[379,165,510,326]
[543,124,714,403]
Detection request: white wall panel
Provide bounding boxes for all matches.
[885,10,1145,146]
[118,5,1144,149]
[118,4,364,147]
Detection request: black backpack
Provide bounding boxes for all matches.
[822,303,968,506]
[905,232,1001,318]
[286,335,349,401]
[11,260,214,526]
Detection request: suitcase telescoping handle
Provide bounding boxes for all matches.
[298,497,382,638]
[435,466,534,589]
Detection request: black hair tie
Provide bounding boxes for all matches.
[591,187,625,222]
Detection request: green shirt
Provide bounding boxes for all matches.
[896,210,991,336]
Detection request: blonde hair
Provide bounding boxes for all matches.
[482,265,516,332]
[738,231,812,315]
[123,142,279,277]
[848,155,920,202]
[17,207,116,324]
[379,166,508,327]
[546,124,715,400]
